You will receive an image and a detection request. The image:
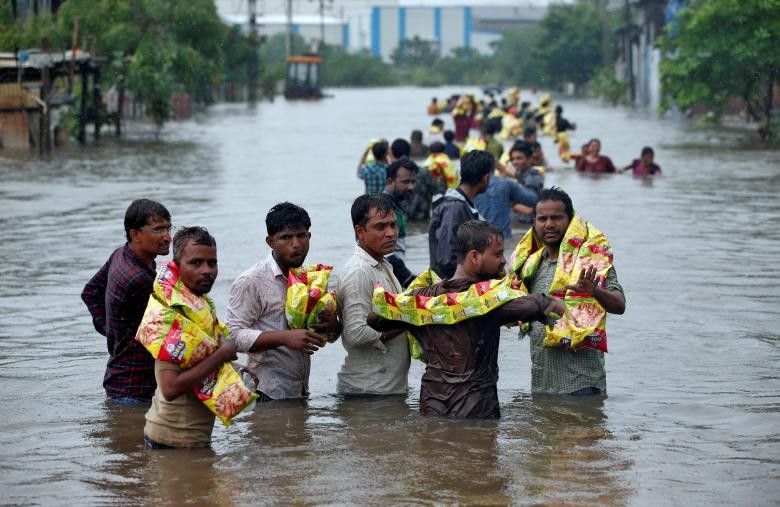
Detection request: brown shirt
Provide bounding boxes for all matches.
[369,278,552,419]
[144,361,215,448]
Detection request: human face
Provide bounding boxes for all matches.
[267,225,311,270]
[129,215,172,259]
[534,200,570,249]
[641,152,654,167]
[355,208,398,260]
[474,235,506,280]
[177,241,218,296]
[387,167,416,201]
[531,147,544,166]
[588,140,601,156]
[510,150,530,172]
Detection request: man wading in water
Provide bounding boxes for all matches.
[520,187,625,395]
[82,199,172,403]
[368,220,564,418]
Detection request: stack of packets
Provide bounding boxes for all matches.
[423,152,458,189]
[285,264,338,342]
[136,261,257,427]
[372,269,529,361]
[510,212,613,352]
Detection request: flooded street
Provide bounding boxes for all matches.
[1,86,778,505]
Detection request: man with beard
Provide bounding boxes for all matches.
[383,156,418,287]
[226,202,341,402]
[82,199,173,403]
[522,187,625,395]
[337,193,410,396]
[368,220,564,418]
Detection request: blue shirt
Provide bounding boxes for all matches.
[474,176,537,237]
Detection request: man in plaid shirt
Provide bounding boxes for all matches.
[357,140,389,194]
[82,199,172,403]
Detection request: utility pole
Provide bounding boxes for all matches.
[600,0,610,67]
[624,0,635,105]
[319,0,325,53]
[248,0,258,102]
[285,0,293,59]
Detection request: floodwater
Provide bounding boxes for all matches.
[1,87,778,506]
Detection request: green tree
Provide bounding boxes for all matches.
[323,45,397,86]
[533,1,604,90]
[490,24,546,86]
[390,36,438,68]
[432,47,499,85]
[659,0,780,140]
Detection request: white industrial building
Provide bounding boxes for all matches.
[217,0,550,61]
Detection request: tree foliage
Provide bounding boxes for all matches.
[1,0,254,128]
[659,0,780,140]
[533,2,604,87]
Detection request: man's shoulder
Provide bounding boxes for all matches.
[231,259,274,287]
[106,246,152,287]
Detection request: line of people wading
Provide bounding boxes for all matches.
[82,98,631,450]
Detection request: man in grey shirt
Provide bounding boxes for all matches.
[522,187,626,395]
[226,202,340,401]
[336,193,410,395]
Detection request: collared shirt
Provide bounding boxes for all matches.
[358,162,388,194]
[526,251,624,394]
[336,245,410,394]
[225,251,310,400]
[81,244,157,400]
[474,176,538,237]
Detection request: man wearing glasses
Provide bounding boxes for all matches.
[82,199,173,404]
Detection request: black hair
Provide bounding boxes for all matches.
[555,105,563,114]
[390,138,411,158]
[124,199,171,242]
[431,118,444,127]
[429,141,445,154]
[351,193,395,229]
[172,226,216,264]
[529,141,542,152]
[509,140,533,158]
[535,186,574,220]
[265,202,311,236]
[371,140,389,161]
[520,101,530,108]
[641,146,654,157]
[588,138,601,146]
[410,130,424,143]
[386,156,420,180]
[523,127,537,139]
[443,130,454,142]
[455,220,503,263]
[459,150,494,185]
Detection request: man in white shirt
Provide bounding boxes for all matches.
[336,193,410,395]
[226,202,340,401]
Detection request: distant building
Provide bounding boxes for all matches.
[217,0,548,61]
[614,0,689,110]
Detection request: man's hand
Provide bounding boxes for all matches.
[309,310,341,336]
[284,329,326,355]
[565,266,599,295]
[218,338,238,362]
[544,298,565,319]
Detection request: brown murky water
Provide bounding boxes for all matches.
[1,87,779,505]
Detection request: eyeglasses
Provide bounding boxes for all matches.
[138,225,175,236]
